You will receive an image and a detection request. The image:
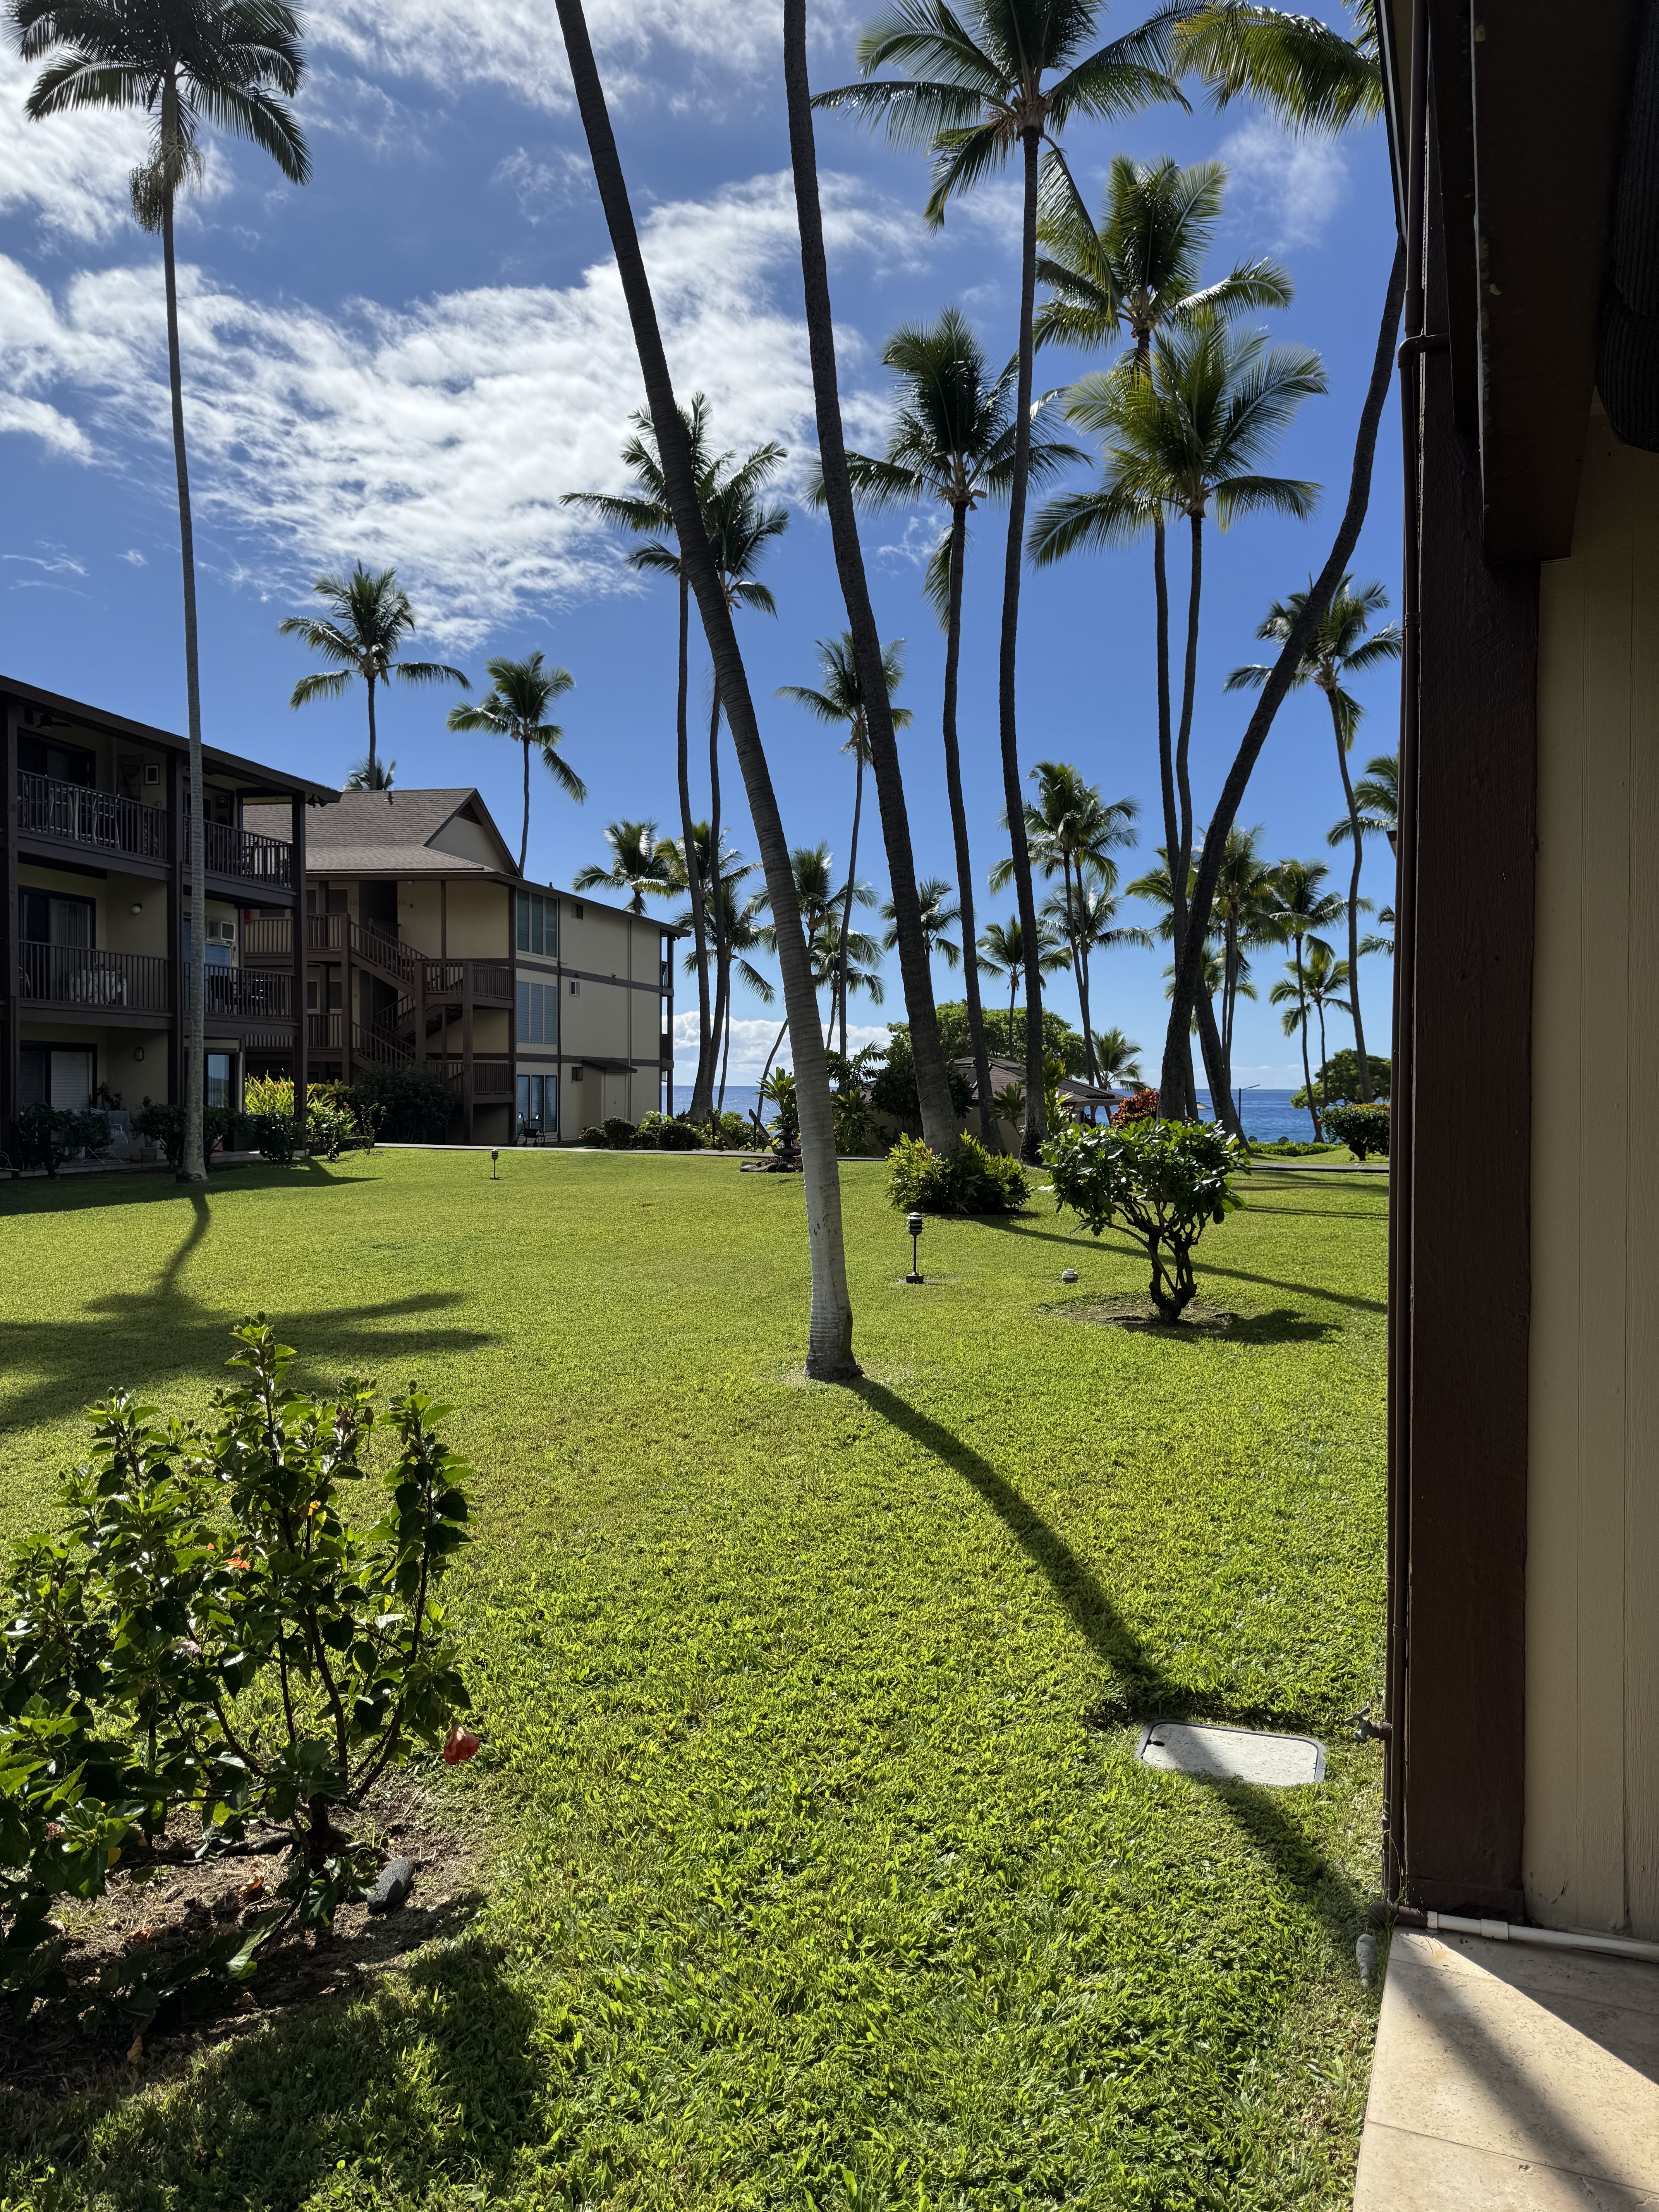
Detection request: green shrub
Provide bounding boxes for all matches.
[867,1036,972,1133]
[132,1101,245,1167]
[246,1110,297,1165]
[244,1072,295,1119]
[578,1125,608,1147]
[888,1133,1029,1216]
[347,1062,453,1142]
[1043,1118,1249,1322]
[1248,1137,1341,1158]
[14,1103,112,1177]
[1110,1087,1160,1129]
[602,1116,637,1147]
[1,1319,475,2025]
[657,1118,702,1151]
[305,1084,357,1160]
[760,1070,799,1149]
[1322,1102,1391,1159]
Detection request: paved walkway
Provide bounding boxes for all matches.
[1355,1927,1659,2206]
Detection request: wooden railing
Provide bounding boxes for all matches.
[428,1055,512,1097]
[17,771,169,863]
[351,1024,412,1066]
[203,968,292,1019]
[308,1012,343,1050]
[196,814,293,889]
[19,943,170,1013]
[423,959,513,1004]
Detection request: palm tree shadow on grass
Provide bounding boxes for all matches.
[852,1377,1371,1958]
[988,1215,1387,1316]
[4,1935,546,2211]
[0,1174,491,1439]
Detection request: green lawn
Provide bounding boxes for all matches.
[0,1149,1389,2211]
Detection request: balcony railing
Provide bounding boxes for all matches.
[203,968,292,1020]
[197,815,293,889]
[428,1054,512,1097]
[20,943,170,1014]
[17,770,169,863]
[424,960,514,1005]
[351,1024,412,1067]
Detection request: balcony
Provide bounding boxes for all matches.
[203,968,292,1021]
[17,770,169,864]
[429,1054,512,1097]
[196,814,293,890]
[20,943,170,1015]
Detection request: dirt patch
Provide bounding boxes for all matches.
[0,1774,485,2103]
[1044,1293,1243,1334]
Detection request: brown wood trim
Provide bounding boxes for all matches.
[1396,129,1536,1917]
[2,699,19,1134]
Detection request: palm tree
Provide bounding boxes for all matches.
[1227,576,1400,1099]
[561,397,722,1119]
[829,309,1081,1148]
[1360,905,1395,959]
[975,912,1068,1062]
[1093,1024,1144,1089]
[574,820,674,914]
[1166,941,1252,1052]
[12,0,310,1184]
[557,0,859,1379]
[1267,859,1344,1135]
[777,631,912,1059]
[995,760,1138,1084]
[758,844,884,1048]
[814,0,1185,1157]
[1271,939,1350,1133]
[883,877,961,967]
[1150,0,1404,1108]
[281,565,468,784]
[345,756,395,792]
[1032,315,1324,1125]
[445,654,582,876]
[1208,822,1283,1091]
[1334,749,1399,854]
[666,824,771,1118]
[784,4,968,1163]
[1044,873,1152,1078]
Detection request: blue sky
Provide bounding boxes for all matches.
[0,2,1400,1089]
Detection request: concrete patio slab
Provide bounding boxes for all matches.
[1355,1929,1659,2208]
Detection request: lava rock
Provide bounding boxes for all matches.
[365,1856,417,1915]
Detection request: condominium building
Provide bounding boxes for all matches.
[2,674,328,1142]
[242,785,676,1144]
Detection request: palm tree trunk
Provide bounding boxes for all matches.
[558,0,857,1377]
[998,124,1049,1162]
[677,576,715,1122]
[782,0,957,1157]
[366,675,379,786]
[705,683,726,1078]
[836,742,864,1061]
[1294,934,1319,1137]
[1160,512,1205,1121]
[941,508,997,1147]
[1332,694,1373,1099]
[162,191,207,1185]
[1150,517,1194,1120]
[519,733,531,875]
[1163,240,1406,1095]
[754,1015,788,1142]
[717,943,733,1111]
[1315,988,1330,1112]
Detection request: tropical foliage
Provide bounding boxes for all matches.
[1044,1115,1249,1320]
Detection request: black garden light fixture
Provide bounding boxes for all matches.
[490,1147,500,1180]
[905,1210,924,1284]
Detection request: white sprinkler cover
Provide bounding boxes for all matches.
[1135,1719,1326,1786]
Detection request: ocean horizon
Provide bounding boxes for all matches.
[665,1082,1324,1144]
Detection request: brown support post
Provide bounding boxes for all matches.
[342,897,354,1088]
[505,887,517,1143]
[290,794,308,1142]
[167,748,183,1106]
[1395,116,1537,1918]
[461,960,475,1143]
[2,696,19,1146]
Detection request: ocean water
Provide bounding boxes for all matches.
[673,1083,1320,1143]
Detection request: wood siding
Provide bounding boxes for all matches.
[1528,414,1659,1941]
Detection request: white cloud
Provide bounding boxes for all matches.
[3,546,86,576]
[493,148,592,224]
[309,0,859,117]
[672,1010,890,1080]
[119,548,148,566]
[0,171,914,644]
[1219,121,1348,251]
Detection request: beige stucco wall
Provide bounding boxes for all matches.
[1527,412,1659,1941]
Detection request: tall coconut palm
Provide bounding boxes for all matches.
[282,565,468,785]
[1149,0,1403,1106]
[1267,858,1344,1135]
[561,397,723,1118]
[672,830,772,1112]
[995,760,1138,1084]
[758,843,884,1046]
[882,877,961,967]
[12,0,310,1184]
[975,912,1069,1061]
[574,820,675,914]
[814,0,1186,1157]
[555,0,857,1377]
[783,2,961,1159]
[1043,874,1152,1077]
[445,653,582,876]
[1333,749,1399,854]
[1093,1024,1144,1088]
[1271,939,1350,1134]
[828,306,1081,1146]
[1165,941,1250,1053]
[1226,575,1400,1098]
[777,631,912,1058]
[345,756,395,792]
[1031,314,1324,1125]
[1205,821,1284,1089]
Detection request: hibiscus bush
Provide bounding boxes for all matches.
[1043,1117,1249,1322]
[0,1319,477,2024]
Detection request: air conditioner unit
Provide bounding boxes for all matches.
[207,919,237,946]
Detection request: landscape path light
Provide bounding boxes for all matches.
[906,1209,924,1284]
[490,1147,500,1180]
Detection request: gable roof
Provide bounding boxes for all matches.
[244,787,515,877]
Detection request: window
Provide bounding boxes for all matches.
[326,887,348,915]
[569,1064,583,1084]
[19,733,95,787]
[571,901,584,920]
[206,1053,234,1111]
[516,979,558,1046]
[20,1045,93,1110]
[19,890,93,946]
[567,979,580,997]
[514,890,559,958]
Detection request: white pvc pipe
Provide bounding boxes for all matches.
[1427,1910,1659,1967]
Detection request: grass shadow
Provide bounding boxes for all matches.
[854,1378,1372,1961]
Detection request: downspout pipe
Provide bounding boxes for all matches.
[1393,1909,1659,1969]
